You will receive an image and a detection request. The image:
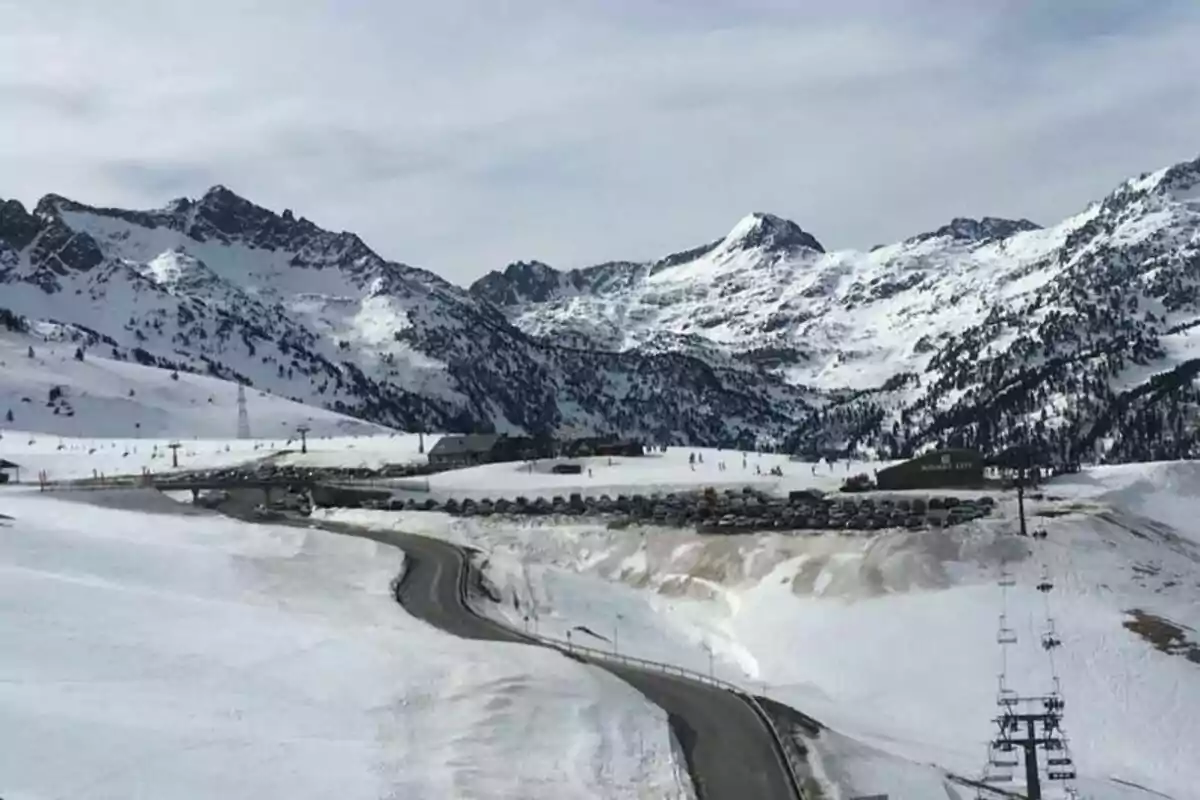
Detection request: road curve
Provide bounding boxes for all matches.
[328,522,799,800]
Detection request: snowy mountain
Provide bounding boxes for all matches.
[6,154,1200,456]
[471,156,1200,463]
[0,188,808,446]
[0,325,390,439]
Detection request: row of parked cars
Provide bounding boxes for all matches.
[367,486,998,534]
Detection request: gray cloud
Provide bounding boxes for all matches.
[98,160,224,199]
[0,81,105,118]
[1,0,1198,282]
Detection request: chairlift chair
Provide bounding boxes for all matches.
[987,742,1020,768]
[1043,695,1065,712]
[979,774,1014,783]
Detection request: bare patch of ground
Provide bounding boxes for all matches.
[1123,609,1200,664]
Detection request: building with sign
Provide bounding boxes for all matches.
[875,448,984,490]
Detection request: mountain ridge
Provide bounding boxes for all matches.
[4,153,1200,462]
[1,185,810,448]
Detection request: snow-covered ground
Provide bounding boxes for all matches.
[419,449,889,500]
[0,488,691,800]
[0,329,392,440]
[323,458,1200,800]
[0,430,443,483]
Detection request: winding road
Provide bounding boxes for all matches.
[214,492,800,799]
[336,524,800,800]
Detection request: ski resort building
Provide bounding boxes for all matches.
[427,434,507,468]
[875,448,984,490]
[427,433,556,468]
[0,458,19,484]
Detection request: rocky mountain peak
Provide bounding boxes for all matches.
[720,212,825,255]
[194,185,279,238]
[910,216,1042,245]
[0,198,41,251]
[32,193,75,220]
[470,260,566,307]
[504,259,560,279]
[1156,154,1200,200]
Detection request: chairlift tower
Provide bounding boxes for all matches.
[295,423,310,455]
[237,383,251,440]
[978,494,1078,799]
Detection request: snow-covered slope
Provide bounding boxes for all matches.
[321,457,1200,800]
[472,156,1200,463]
[0,489,692,799]
[0,190,808,446]
[0,429,441,483]
[0,325,390,439]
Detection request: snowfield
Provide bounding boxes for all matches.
[0,345,446,482]
[8,419,1199,798]
[418,448,892,500]
[0,430,441,483]
[322,457,1200,800]
[0,489,691,800]
[0,328,393,440]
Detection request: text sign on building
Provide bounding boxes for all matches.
[918,461,976,472]
[918,453,975,473]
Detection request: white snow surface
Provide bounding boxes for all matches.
[0,328,390,439]
[323,455,1200,800]
[419,449,890,500]
[0,430,444,483]
[0,489,691,800]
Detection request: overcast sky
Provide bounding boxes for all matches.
[2,1,1198,284]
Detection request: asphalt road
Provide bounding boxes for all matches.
[212,491,797,799]
[330,522,799,800]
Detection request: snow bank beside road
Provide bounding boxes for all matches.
[0,490,691,800]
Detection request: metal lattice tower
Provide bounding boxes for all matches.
[977,473,1079,800]
[236,383,251,440]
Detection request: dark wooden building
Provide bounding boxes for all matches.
[427,434,506,469]
[0,458,19,484]
[427,433,557,469]
[875,448,984,490]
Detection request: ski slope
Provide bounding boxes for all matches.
[0,430,441,483]
[0,489,691,800]
[0,328,446,481]
[420,449,892,499]
[323,457,1200,800]
[0,328,391,439]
